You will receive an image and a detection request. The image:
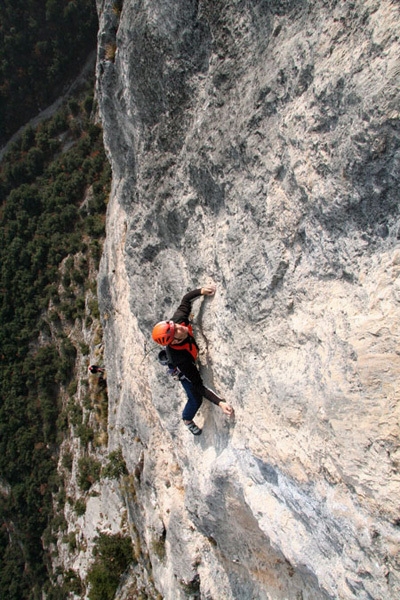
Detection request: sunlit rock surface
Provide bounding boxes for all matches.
[95,0,400,598]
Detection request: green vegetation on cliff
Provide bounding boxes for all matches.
[0,90,110,599]
[87,533,134,600]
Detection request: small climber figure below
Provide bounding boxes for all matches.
[152,285,234,436]
[88,365,105,375]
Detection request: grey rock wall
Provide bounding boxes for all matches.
[96,0,400,598]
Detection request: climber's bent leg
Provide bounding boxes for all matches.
[180,379,203,422]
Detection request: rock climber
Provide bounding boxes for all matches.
[152,285,234,435]
[88,365,105,375]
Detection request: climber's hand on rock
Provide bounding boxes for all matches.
[201,284,216,296]
[219,401,234,416]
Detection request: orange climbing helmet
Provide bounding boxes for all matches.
[152,320,175,346]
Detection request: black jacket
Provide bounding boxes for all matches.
[168,289,221,405]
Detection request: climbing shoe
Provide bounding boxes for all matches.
[186,421,202,436]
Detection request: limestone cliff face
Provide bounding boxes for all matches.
[95,0,400,598]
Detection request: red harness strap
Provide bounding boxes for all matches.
[171,324,198,360]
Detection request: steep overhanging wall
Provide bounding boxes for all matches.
[95,0,400,598]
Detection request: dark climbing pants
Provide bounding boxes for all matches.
[180,378,203,421]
